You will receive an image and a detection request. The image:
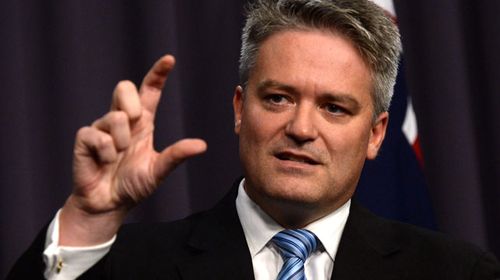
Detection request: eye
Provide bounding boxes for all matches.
[265,94,289,105]
[324,103,348,115]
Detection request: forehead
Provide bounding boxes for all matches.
[248,29,373,105]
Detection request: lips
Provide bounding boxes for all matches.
[274,150,320,165]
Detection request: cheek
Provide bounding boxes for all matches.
[241,106,281,144]
[240,113,261,146]
[324,124,372,163]
[238,110,269,162]
[321,129,370,195]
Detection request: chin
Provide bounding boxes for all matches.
[260,175,327,204]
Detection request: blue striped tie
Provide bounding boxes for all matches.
[272,229,318,280]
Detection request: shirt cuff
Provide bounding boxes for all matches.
[43,209,116,280]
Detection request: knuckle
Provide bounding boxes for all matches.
[108,111,128,125]
[96,134,113,150]
[76,126,92,138]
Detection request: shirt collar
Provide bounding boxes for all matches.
[235,178,350,261]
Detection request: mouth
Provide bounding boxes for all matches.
[274,151,320,165]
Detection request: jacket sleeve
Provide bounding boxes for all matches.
[471,251,500,280]
[6,225,48,279]
[6,224,111,280]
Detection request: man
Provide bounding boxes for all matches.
[8,0,500,279]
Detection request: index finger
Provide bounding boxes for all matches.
[139,55,176,117]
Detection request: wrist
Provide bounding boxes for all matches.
[59,195,127,246]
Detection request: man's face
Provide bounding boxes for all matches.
[234,30,388,227]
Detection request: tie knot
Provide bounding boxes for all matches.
[272,229,318,261]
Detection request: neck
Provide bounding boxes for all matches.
[244,184,350,229]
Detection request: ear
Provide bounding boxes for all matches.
[366,112,389,160]
[233,86,244,134]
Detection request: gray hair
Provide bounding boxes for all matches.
[239,0,402,117]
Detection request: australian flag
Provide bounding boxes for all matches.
[354,0,436,230]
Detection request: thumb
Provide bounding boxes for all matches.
[153,138,207,180]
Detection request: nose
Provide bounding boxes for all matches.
[284,104,318,143]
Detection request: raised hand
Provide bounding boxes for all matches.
[59,55,207,246]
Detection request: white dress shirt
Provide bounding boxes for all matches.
[43,210,116,280]
[236,179,350,280]
[43,178,350,279]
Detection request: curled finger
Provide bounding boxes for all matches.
[92,111,131,151]
[111,80,142,122]
[75,126,118,164]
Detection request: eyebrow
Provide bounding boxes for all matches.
[256,80,297,95]
[256,79,362,110]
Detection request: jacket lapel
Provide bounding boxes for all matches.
[332,202,403,280]
[176,184,254,280]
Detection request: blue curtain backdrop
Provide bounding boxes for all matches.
[1,0,499,277]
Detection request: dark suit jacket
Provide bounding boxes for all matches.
[8,184,500,279]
